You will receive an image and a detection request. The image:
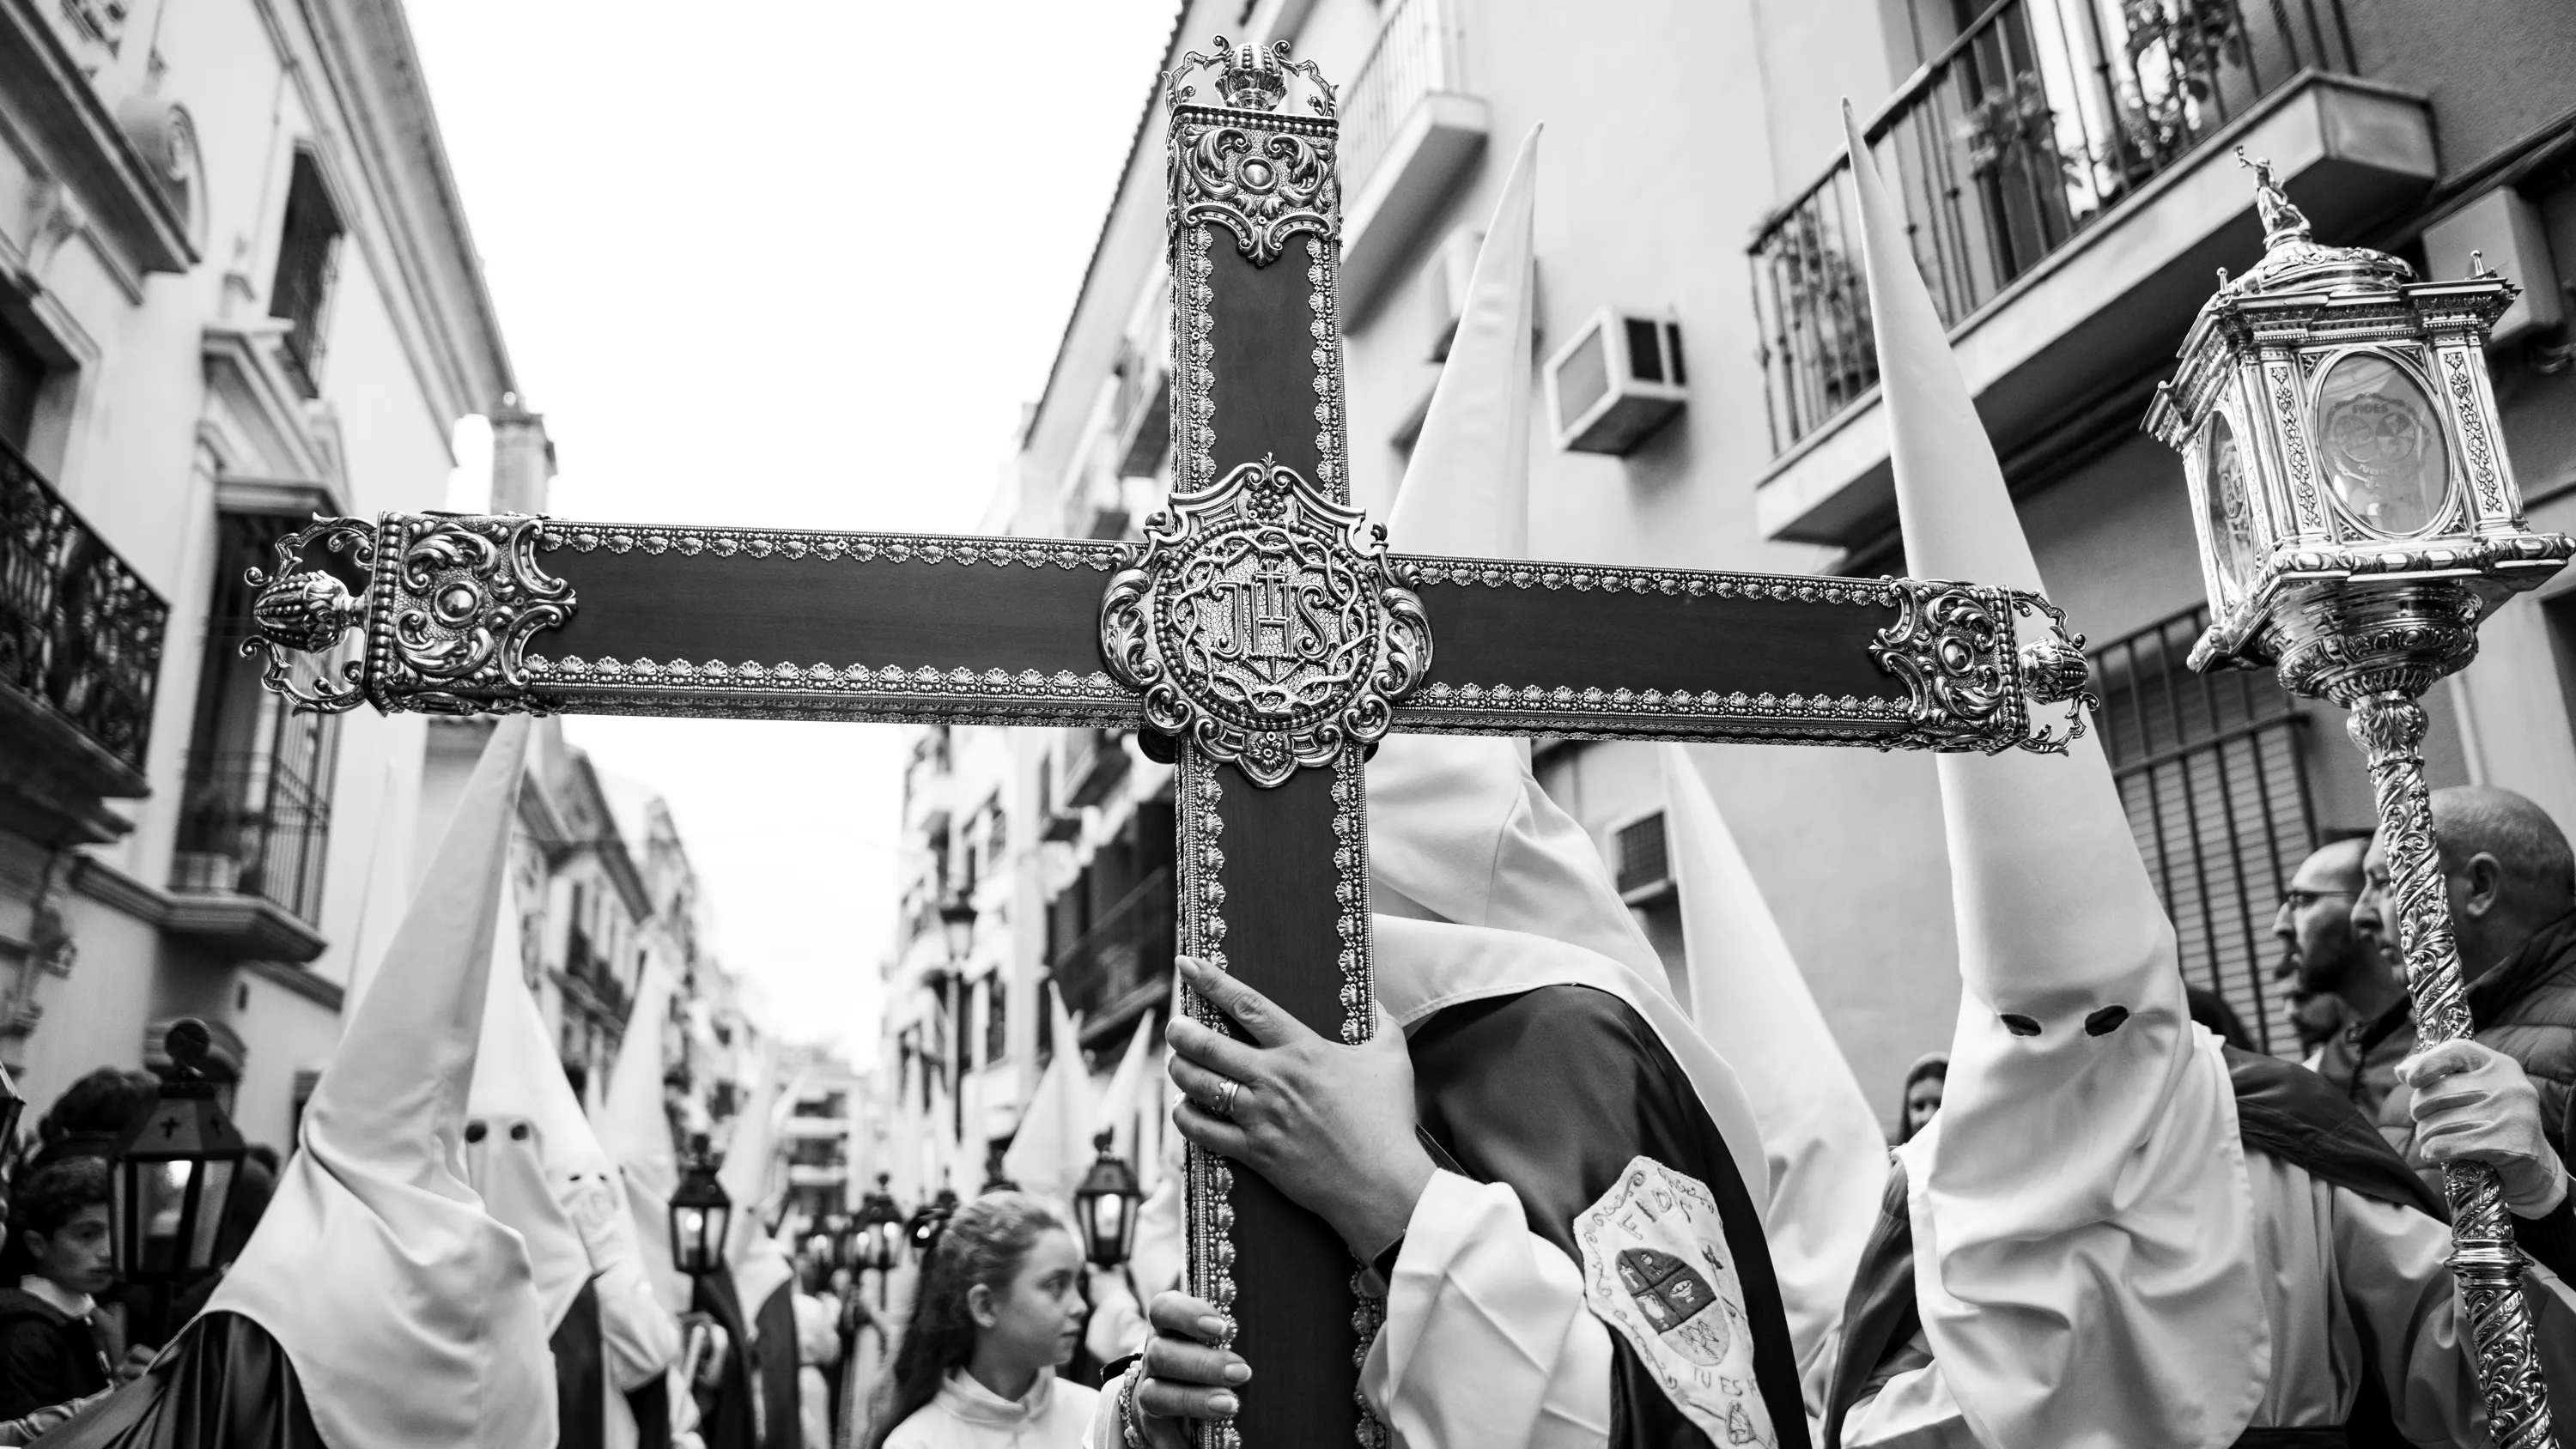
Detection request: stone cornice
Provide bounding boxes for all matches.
[0,0,194,278]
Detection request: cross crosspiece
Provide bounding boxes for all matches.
[240,38,2091,1449]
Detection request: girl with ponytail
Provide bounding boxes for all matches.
[866,1192,1095,1449]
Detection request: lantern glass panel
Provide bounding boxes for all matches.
[2202,413,2257,602]
[2315,355,2449,536]
[128,1157,235,1277]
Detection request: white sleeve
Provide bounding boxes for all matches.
[1359,1170,1613,1449]
[1842,1338,1983,1449]
[594,1252,686,1392]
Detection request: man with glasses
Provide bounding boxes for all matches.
[2272,835,2407,1115]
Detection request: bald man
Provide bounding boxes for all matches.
[2275,837,2408,1115]
[2355,785,2576,1170]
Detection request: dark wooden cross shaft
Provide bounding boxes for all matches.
[241,39,2088,1449]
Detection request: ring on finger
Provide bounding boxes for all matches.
[1213,1076,1242,1120]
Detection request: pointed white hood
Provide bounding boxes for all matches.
[1002,988,1097,1200]
[465,900,596,1333]
[1391,123,1538,561]
[207,717,556,1449]
[1844,103,2265,1449]
[1362,124,1768,1202]
[599,958,686,1315]
[1659,744,1884,1399]
[721,1058,795,1316]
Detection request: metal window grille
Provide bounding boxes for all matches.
[1748,0,2358,452]
[173,513,339,920]
[2093,604,2318,1054]
[1614,812,1671,898]
[268,155,342,398]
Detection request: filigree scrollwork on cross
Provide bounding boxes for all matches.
[1101,457,1431,787]
[380,515,574,714]
[1871,579,2094,755]
[244,513,577,717]
[1166,37,1339,266]
[242,516,378,713]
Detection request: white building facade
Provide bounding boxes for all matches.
[0,0,521,1149]
[879,0,2576,1153]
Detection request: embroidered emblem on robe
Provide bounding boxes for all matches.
[1577,1156,1777,1448]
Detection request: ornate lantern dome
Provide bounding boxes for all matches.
[2147,152,2573,693]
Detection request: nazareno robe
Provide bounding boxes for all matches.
[553,1279,606,1449]
[696,1272,799,1449]
[24,1288,614,1449]
[1826,1048,2576,1449]
[1386,982,1810,1449]
[25,1313,321,1448]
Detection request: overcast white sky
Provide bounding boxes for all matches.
[408,2,1181,1064]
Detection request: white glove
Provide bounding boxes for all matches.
[2402,1039,2569,1216]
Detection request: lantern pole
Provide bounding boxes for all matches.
[2312,621,2555,1448]
[2152,156,2576,1449]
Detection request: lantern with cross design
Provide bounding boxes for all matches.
[108,1019,246,1288]
[1072,1131,1144,1270]
[2150,155,2576,1449]
[669,1132,732,1278]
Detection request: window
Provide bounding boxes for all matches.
[171,513,340,919]
[2094,606,2317,1054]
[0,323,48,451]
[984,973,1008,1065]
[268,153,343,398]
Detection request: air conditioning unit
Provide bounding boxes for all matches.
[1612,809,1673,904]
[1547,307,1686,456]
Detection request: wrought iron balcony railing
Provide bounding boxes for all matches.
[1340,0,1467,197]
[1749,0,2357,453]
[0,440,167,775]
[1049,866,1175,1024]
[171,749,332,922]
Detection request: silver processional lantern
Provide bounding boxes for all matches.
[111,1019,246,1290]
[2149,152,2573,1449]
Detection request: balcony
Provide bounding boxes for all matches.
[1748,0,2433,549]
[1338,0,1488,321]
[1049,866,1174,1046]
[167,752,331,962]
[1063,729,1131,810]
[1110,345,1171,480]
[0,440,167,845]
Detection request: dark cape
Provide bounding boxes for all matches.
[626,1378,670,1449]
[1408,983,1811,1449]
[1820,1047,2505,1449]
[695,1271,799,1449]
[552,1278,605,1449]
[27,1313,320,1449]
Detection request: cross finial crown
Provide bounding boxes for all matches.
[1167,36,1337,118]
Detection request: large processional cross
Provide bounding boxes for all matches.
[242,39,2091,1448]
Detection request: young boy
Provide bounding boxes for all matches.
[0,1157,118,1421]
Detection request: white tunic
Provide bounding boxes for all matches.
[1848,1146,2566,1446]
[887,1368,1098,1449]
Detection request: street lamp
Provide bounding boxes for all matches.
[2148,153,2574,1448]
[110,1020,246,1291]
[669,1132,733,1278]
[937,891,977,961]
[934,889,976,1143]
[1072,1131,1145,1269]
